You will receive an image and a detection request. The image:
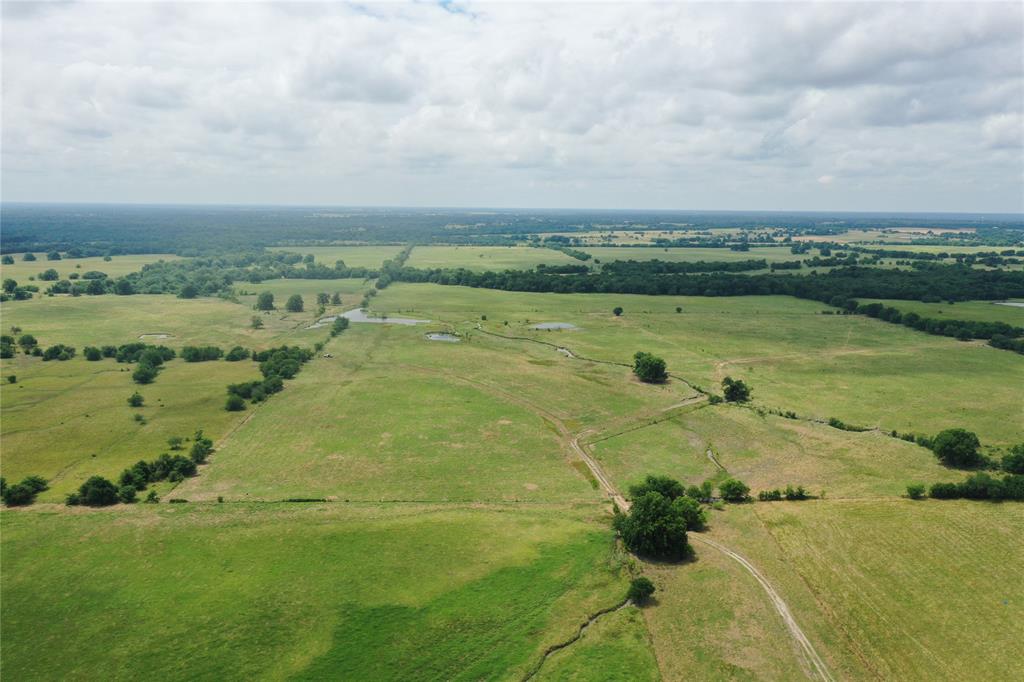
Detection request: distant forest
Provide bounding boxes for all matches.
[2,204,1022,255]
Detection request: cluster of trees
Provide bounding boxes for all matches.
[633,352,667,383]
[0,333,32,358]
[181,346,224,362]
[113,344,178,384]
[109,342,176,364]
[758,485,809,501]
[1,475,48,506]
[844,301,1023,349]
[614,475,705,561]
[920,473,1024,501]
[536,263,591,274]
[42,344,76,361]
[68,430,216,506]
[224,345,313,410]
[1,277,37,301]
[770,261,803,271]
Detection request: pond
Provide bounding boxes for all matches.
[307,309,431,329]
[426,333,461,343]
[530,322,578,330]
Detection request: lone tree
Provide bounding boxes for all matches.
[256,292,275,311]
[627,577,656,604]
[633,352,668,383]
[722,376,751,402]
[719,478,751,503]
[613,306,624,316]
[331,292,342,305]
[285,294,304,313]
[127,392,145,407]
[613,491,689,560]
[251,315,265,329]
[932,428,983,468]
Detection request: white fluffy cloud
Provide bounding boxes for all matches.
[2,1,1022,211]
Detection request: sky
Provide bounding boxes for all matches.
[2,1,1022,213]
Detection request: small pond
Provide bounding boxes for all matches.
[994,301,1024,308]
[426,333,461,343]
[307,309,431,329]
[530,322,578,330]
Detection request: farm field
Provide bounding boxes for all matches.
[236,277,370,313]
[0,503,633,681]
[373,284,1024,446]
[589,405,954,500]
[2,269,1022,681]
[272,245,403,268]
[0,253,182,281]
[753,499,1024,680]
[406,245,578,271]
[585,246,804,264]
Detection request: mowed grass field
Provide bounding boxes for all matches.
[0,253,182,282]
[272,245,403,268]
[754,500,1024,680]
[0,503,634,681]
[373,284,1024,446]
[406,245,578,271]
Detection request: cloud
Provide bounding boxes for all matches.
[2,1,1021,211]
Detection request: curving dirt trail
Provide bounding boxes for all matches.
[689,535,835,682]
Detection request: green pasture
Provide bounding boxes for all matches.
[0,355,260,499]
[406,245,578,271]
[861,298,1024,325]
[178,321,631,502]
[374,284,1024,446]
[272,245,404,268]
[236,277,370,316]
[0,294,312,349]
[0,253,182,283]
[1,503,638,681]
[590,405,955,500]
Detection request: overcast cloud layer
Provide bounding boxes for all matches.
[3,1,1022,212]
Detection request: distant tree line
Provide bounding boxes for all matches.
[601,259,769,275]
[386,262,1024,304]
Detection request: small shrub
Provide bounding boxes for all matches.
[127,392,144,407]
[225,394,246,411]
[906,483,927,500]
